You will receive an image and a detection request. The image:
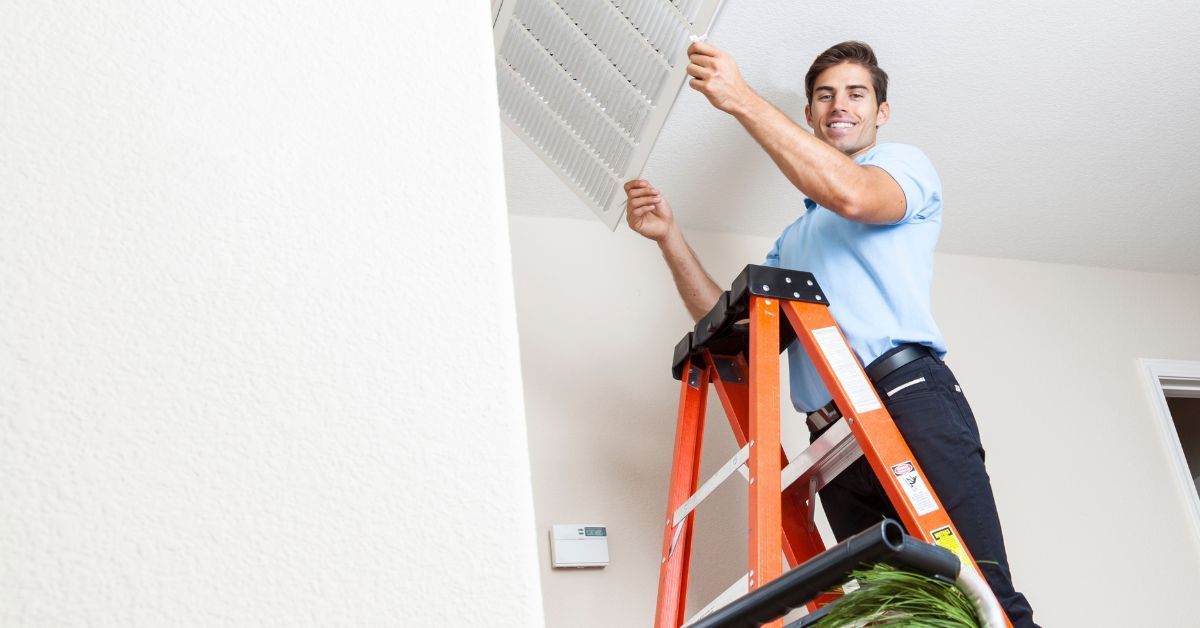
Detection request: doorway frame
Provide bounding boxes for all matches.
[1140,358,1200,550]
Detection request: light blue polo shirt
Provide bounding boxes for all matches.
[763,143,947,413]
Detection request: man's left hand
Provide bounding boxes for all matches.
[686,41,757,115]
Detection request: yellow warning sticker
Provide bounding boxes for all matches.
[932,526,969,563]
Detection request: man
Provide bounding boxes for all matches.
[624,41,1037,626]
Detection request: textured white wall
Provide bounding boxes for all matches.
[1,4,543,626]
[510,214,1200,627]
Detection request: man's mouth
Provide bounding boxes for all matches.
[828,121,856,129]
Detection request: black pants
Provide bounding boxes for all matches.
[808,355,1038,627]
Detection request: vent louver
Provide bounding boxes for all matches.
[494,0,726,229]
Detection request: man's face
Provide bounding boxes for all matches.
[805,62,890,158]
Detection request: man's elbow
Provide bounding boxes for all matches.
[833,195,873,223]
[838,198,902,224]
[824,185,880,222]
[836,199,867,222]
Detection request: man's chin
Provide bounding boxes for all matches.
[817,136,868,156]
[816,136,848,151]
[842,141,877,158]
[826,138,856,153]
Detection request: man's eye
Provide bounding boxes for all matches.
[819,95,831,101]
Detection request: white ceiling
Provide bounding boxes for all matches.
[501,0,1200,275]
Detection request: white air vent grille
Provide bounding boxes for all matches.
[494,0,726,229]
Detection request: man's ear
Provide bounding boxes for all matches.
[876,101,891,127]
[804,104,813,129]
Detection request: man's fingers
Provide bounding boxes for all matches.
[625,178,659,192]
[629,194,662,210]
[629,194,663,210]
[687,40,719,57]
[630,205,659,218]
[624,180,664,218]
[686,63,713,80]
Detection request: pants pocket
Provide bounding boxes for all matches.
[885,376,928,398]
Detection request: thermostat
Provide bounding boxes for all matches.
[550,524,609,568]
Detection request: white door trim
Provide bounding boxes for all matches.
[1139,358,1200,552]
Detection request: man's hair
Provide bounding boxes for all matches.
[804,41,889,105]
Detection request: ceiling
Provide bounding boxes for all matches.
[500,0,1200,275]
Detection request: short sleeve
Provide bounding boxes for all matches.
[860,144,942,224]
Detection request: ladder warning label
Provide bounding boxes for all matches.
[812,327,882,415]
[891,461,938,515]
[931,526,969,563]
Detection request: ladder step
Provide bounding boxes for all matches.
[781,419,861,494]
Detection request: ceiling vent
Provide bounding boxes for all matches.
[493,0,726,229]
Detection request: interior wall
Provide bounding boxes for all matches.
[0,5,543,626]
[510,214,1200,627]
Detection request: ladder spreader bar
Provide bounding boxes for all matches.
[672,443,750,528]
[684,572,750,627]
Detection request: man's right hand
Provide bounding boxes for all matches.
[624,179,676,242]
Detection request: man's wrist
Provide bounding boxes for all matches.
[656,223,685,248]
[728,88,765,121]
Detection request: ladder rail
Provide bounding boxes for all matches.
[779,299,998,600]
[746,295,784,628]
[654,359,709,628]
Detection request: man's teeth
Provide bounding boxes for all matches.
[830,122,854,129]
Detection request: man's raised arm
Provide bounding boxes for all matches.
[624,179,722,322]
[683,42,906,225]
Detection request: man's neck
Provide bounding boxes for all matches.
[845,141,878,159]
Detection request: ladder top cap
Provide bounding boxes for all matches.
[671,332,694,381]
[730,265,827,305]
[670,265,827,380]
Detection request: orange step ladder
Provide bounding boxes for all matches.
[654,264,1010,627]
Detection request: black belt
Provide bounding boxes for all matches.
[805,344,935,432]
[865,344,935,383]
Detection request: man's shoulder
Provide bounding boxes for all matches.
[861,143,943,223]
[860,143,941,186]
[860,142,933,165]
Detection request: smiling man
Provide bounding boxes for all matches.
[624,41,1038,626]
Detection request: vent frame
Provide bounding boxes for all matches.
[494,0,726,230]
